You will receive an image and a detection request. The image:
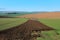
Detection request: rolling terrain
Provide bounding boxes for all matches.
[18,12,60,19]
[0,18,28,31]
[0,12,60,40]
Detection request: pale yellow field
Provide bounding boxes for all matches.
[17,12,60,19]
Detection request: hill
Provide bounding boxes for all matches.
[18,12,60,19]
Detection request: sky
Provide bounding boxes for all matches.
[0,0,60,11]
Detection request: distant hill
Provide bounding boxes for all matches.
[0,11,33,17]
[18,12,60,19]
[0,11,47,17]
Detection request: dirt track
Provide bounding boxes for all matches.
[18,12,60,19]
[0,20,54,40]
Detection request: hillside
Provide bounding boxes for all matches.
[18,12,60,19]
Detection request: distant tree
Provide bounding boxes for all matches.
[8,12,17,14]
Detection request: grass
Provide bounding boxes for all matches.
[0,18,60,40]
[39,19,60,33]
[0,18,28,31]
[37,19,60,40]
[0,12,33,17]
[0,13,25,17]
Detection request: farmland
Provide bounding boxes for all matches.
[19,12,60,19]
[0,18,60,40]
[37,19,60,40]
[0,13,26,17]
[0,18,28,31]
[0,12,34,17]
[0,12,60,40]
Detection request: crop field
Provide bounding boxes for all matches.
[0,12,33,17]
[37,19,60,40]
[0,13,25,17]
[0,18,28,31]
[0,18,60,40]
[19,12,60,19]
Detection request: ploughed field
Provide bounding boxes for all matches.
[19,12,60,19]
[0,18,60,40]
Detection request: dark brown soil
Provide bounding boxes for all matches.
[0,20,55,40]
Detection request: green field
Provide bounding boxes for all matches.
[0,12,33,17]
[0,18,60,40]
[37,19,60,40]
[0,18,28,31]
[0,13,26,17]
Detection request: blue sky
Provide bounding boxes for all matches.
[0,0,60,11]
